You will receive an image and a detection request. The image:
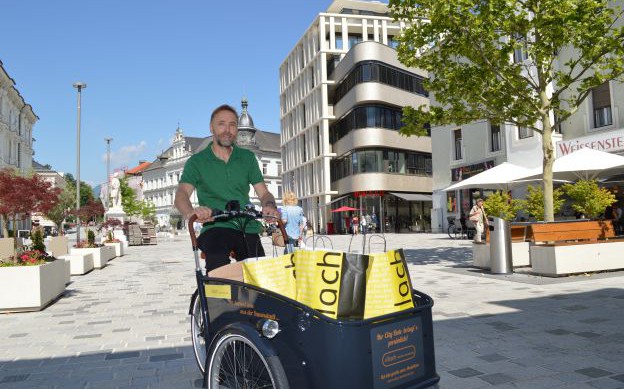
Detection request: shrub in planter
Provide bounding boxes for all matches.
[31,228,46,253]
[518,184,565,221]
[562,180,616,219]
[87,230,95,246]
[483,191,523,222]
[104,230,120,243]
[0,249,56,267]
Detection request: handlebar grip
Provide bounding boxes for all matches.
[188,214,199,250]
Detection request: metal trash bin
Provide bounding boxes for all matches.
[488,216,513,274]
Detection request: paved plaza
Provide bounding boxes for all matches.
[1,233,623,389]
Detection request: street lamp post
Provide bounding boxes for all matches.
[73,82,86,243]
[105,137,113,209]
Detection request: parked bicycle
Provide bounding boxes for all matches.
[447,216,474,240]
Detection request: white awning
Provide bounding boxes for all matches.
[390,192,432,202]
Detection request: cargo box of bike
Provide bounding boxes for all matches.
[187,204,439,389]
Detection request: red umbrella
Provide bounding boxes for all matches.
[331,206,359,212]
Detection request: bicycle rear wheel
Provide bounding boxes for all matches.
[447,224,457,239]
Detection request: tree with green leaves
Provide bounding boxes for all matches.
[46,185,75,230]
[120,176,142,217]
[390,0,624,222]
[63,173,95,207]
[140,200,157,223]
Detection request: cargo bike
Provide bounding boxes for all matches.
[188,205,439,389]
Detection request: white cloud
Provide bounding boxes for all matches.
[101,141,148,170]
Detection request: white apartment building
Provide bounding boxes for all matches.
[280,0,433,234]
[431,10,623,232]
[31,160,67,228]
[0,60,38,235]
[142,99,283,229]
[0,60,37,174]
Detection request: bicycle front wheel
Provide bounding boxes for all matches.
[207,332,289,389]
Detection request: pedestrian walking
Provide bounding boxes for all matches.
[469,198,488,243]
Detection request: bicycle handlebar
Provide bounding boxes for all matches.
[187,207,287,253]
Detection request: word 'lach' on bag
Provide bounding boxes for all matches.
[364,249,415,319]
[295,250,369,320]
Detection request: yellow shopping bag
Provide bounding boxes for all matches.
[295,250,369,320]
[364,249,415,319]
[242,253,296,300]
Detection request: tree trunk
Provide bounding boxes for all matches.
[0,214,8,239]
[542,113,555,222]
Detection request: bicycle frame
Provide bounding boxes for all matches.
[187,212,288,373]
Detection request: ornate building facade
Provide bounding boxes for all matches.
[142,99,282,229]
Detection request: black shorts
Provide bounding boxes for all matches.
[197,227,265,272]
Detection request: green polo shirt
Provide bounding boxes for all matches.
[180,142,264,234]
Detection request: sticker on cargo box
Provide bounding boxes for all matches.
[371,317,425,389]
[204,284,231,299]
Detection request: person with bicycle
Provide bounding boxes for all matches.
[174,104,279,271]
[469,198,488,243]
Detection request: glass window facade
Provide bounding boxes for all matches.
[330,104,430,144]
[330,147,432,182]
[334,61,428,103]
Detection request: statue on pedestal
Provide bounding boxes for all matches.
[109,174,122,210]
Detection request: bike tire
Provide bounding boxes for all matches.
[191,294,207,374]
[207,331,290,389]
[447,224,456,239]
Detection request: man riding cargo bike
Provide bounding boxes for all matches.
[176,104,439,389]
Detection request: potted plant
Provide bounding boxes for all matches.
[517,184,565,221]
[71,230,114,268]
[103,230,124,257]
[0,170,65,312]
[483,191,523,222]
[562,180,616,219]
[0,232,66,313]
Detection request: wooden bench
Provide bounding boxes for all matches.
[526,220,624,276]
[527,220,616,244]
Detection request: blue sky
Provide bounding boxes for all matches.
[1,0,332,186]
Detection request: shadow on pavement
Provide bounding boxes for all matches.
[2,289,622,389]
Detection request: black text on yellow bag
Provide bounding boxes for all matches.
[364,249,415,319]
[295,250,370,320]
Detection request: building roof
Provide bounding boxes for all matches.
[32,160,53,172]
[126,161,152,175]
[238,98,255,129]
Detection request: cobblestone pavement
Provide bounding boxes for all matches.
[1,233,623,389]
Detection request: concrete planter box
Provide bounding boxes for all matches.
[47,236,69,258]
[70,247,111,269]
[104,242,123,257]
[472,243,490,268]
[472,241,531,269]
[0,259,66,313]
[530,241,624,276]
[60,253,94,275]
[0,237,15,260]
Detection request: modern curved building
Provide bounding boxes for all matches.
[279,0,432,233]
